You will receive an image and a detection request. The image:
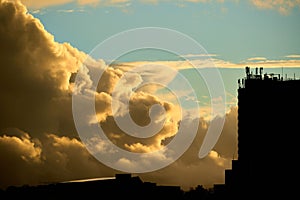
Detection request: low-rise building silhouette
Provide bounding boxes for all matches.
[2,173,186,199]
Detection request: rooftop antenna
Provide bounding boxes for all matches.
[245,66,250,79]
[259,67,263,78]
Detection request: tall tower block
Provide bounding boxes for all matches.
[225,67,300,198]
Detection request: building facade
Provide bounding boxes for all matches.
[224,67,300,198]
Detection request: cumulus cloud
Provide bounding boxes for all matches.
[0,0,114,188]
[0,110,238,189]
[0,129,42,188]
[0,0,87,137]
[141,107,238,189]
[92,89,181,156]
[142,150,231,190]
[0,128,116,189]
[0,0,238,191]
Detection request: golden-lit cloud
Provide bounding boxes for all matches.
[10,0,300,15]
[42,133,114,179]
[0,128,116,189]
[13,0,299,16]
[94,92,113,122]
[0,129,43,188]
[78,0,100,6]
[9,0,74,9]
[114,57,300,71]
[203,57,300,68]
[0,0,86,138]
[10,0,130,9]
[0,129,42,164]
[7,0,300,16]
[192,57,300,69]
[0,0,238,190]
[98,91,180,153]
[250,0,300,15]
[142,107,238,189]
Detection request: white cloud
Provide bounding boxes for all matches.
[247,57,267,61]
[285,54,300,58]
[57,9,86,13]
[212,58,300,68]
[182,53,219,58]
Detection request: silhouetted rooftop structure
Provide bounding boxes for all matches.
[220,66,300,199]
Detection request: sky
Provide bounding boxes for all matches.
[28,0,300,63]
[0,0,300,191]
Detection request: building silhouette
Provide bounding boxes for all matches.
[222,66,300,198]
[1,174,186,200]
